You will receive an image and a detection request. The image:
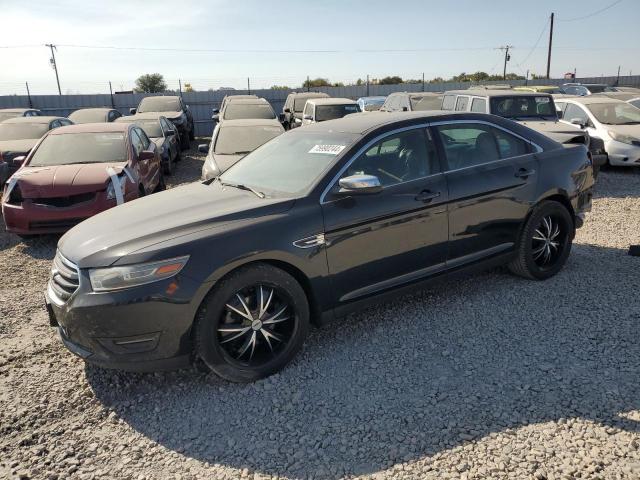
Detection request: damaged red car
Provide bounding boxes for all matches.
[2,123,164,236]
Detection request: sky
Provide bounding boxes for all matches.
[0,0,638,95]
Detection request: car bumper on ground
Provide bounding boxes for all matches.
[605,141,640,167]
[2,191,137,234]
[44,262,208,371]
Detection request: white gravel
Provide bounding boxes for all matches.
[1,151,639,480]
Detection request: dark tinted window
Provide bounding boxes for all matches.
[29,133,127,166]
[130,129,144,156]
[471,98,487,113]
[436,123,500,170]
[214,125,283,155]
[492,128,530,158]
[490,96,556,118]
[315,104,360,122]
[136,128,151,149]
[455,96,469,111]
[344,128,438,187]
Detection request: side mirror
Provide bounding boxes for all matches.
[278,113,286,123]
[212,108,220,115]
[284,108,291,113]
[570,118,587,128]
[198,144,209,154]
[338,174,383,195]
[303,114,313,121]
[129,108,137,115]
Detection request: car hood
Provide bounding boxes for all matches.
[212,153,244,173]
[58,181,296,268]
[13,162,127,198]
[0,138,39,154]
[518,120,588,144]
[141,110,182,121]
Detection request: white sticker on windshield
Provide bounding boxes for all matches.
[308,144,346,155]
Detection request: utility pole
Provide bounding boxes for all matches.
[498,45,513,80]
[366,74,370,96]
[25,82,33,108]
[109,81,115,108]
[616,65,621,85]
[178,79,183,97]
[546,13,554,79]
[525,70,529,86]
[422,72,425,92]
[46,44,62,95]
[247,77,251,94]
[306,75,310,92]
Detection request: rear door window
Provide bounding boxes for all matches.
[442,95,456,110]
[455,96,469,111]
[470,98,487,113]
[492,128,530,158]
[435,123,501,170]
[130,129,144,156]
[564,104,589,124]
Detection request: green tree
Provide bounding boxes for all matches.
[135,73,167,93]
[270,85,291,90]
[378,76,403,85]
[303,78,331,88]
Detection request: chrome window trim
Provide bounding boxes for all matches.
[319,119,543,204]
[48,251,81,306]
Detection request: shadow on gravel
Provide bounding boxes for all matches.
[86,242,640,479]
[594,167,640,199]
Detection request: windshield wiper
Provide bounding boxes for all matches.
[229,151,251,155]
[618,121,640,125]
[218,179,265,198]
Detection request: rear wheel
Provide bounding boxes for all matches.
[194,264,310,382]
[508,200,574,280]
[180,132,190,151]
[163,155,174,176]
[155,171,166,192]
[189,128,195,141]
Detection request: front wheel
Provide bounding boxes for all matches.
[194,264,310,382]
[508,200,574,280]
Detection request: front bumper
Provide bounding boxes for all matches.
[2,190,137,235]
[605,140,640,167]
[45,267,208,371]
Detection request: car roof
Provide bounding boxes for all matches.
[288,92,330,98]
[225,95,258,101]
[1,116,64,124]
[115,113,166,121]
[445,89,551,98]
[49,123,131,134]
[140,95,180,101]
[307,98,357,106]
[563,83,608,87]
[218,118,283,128]
[225,98,271,105]
[390,92,442,97]
[71,107,114,113]
[556,96,628,105]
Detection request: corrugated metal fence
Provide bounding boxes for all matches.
[1,75,638,137]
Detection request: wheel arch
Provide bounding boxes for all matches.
[519,192,576,244]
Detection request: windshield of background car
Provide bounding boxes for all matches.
[223,103,275,120]
[586,103,640,125]
[69,110,107,123]
[0,112,21,122]
[137,97,180,113]
[631,99,640,109]
[587,85,614,93]
[28,133,127,166]
[411,96,444,111]
[294,96,324,112]
[0,123,49,141]
[129,120,163,138]
[315,104,360,122]
[490,96,556,119]
[219,131,360,196]
[214,125,283,155]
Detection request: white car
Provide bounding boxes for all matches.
[301,98,360,125]
[199,118,284,180]
[555,96,640,167]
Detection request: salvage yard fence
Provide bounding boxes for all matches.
[1,75,639,137]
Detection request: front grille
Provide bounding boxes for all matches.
[49,251,80,304]
[32,192,96,208]
[30,218,84,230]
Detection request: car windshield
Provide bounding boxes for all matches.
[315,104,360,122]
[0,112,21,122]
[411,95,444,111]
[223,103,275,120]
[69,110,108,123]
[0,123,49,141]
[214,125,283,155]
[587,85,614,93]
[137,97,180,113]
[28,133,127,166]
[294,96,324,112]
[219,131,359,196]
[586,103,640,125]
[630,99,640,109]
[490,96,557,119]
[129,120,163,138]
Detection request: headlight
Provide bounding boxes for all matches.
[89,256,190,292]
[608,130,640,145]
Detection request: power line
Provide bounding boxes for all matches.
[557,0,624,22]
[517,19,548,68]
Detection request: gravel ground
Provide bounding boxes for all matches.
[1,148,639,480]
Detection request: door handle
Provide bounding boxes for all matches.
[515,168,535,178]
[415,190,441,203]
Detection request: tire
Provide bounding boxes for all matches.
[163,155,174,176]
[180,133,190,151]
[508,200,574,280]
[155,171,166,192]
[194,263,310,383]
[189,128,195,141]
[175,147,182,162]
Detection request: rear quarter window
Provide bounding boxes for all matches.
[442,95,456,110]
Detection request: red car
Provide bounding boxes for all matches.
[2,123,164,236]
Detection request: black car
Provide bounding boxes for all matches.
[131,96,194,150]
[46,111,594,382]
